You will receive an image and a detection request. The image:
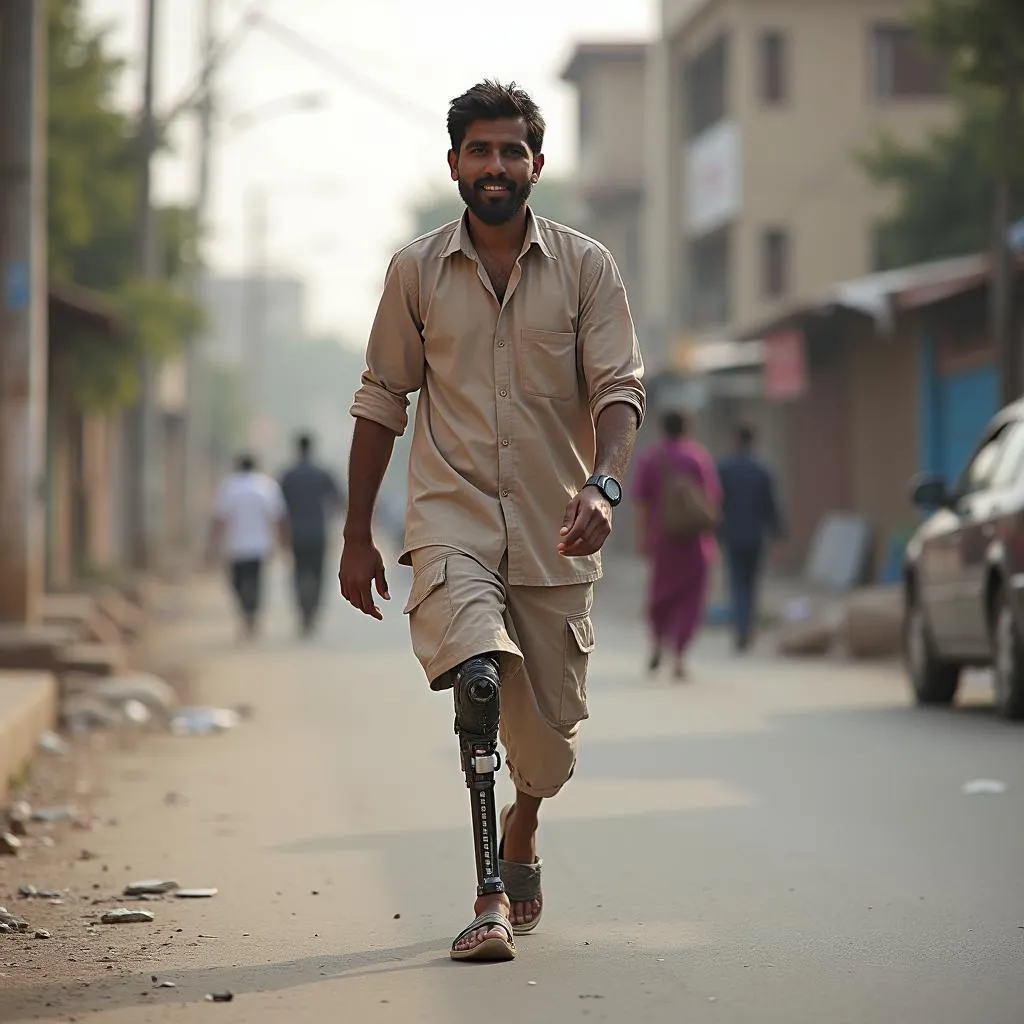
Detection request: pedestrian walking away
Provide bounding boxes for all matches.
[207,453,289,640]
[279,432,346,635]
[633,410,722,680]
[717,423,785,651]
[339,80,645,964]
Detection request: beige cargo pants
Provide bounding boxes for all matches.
[403,545,595,799]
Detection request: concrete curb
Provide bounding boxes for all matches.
[0,671,58,805]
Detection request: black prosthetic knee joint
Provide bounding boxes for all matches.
[454,654,505,897]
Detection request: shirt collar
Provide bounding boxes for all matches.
[439,206,557,262]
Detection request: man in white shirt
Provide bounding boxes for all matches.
[207,454,289,639]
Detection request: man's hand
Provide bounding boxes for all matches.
[339,537,390,620]
[558,486,613,557]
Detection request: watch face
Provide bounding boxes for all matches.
[604,478,622,504]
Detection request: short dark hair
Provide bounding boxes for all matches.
[297,432,313,455]
[447,80,546,155]
[662,410,689,438]
[736,423,756,447]
[236,454,256,472]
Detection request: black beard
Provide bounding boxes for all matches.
[458,177,532,226]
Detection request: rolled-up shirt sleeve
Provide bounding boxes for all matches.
[349,250,425,436]
[578,247,646,427]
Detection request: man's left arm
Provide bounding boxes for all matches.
[559,248,645,558]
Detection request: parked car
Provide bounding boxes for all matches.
[903,399,1024,721]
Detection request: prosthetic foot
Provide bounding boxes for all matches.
[450,653,515,962]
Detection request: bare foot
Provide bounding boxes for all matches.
[451,893,512,953]
[501,802,543,928]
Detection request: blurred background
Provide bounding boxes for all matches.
[1,0,1022,602]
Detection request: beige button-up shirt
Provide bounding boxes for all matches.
[349,209,646,587]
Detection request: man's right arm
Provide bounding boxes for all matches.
[343,419,397,544]
[340,250,425,618]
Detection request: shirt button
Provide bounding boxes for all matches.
[501,439,510,447]
[497,340,505,347]
[501,489,509,497]
[499,389,508,397]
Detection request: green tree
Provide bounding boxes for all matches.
[858,93,1019,269]
[47,0,201,410]
[914,0,1024,403]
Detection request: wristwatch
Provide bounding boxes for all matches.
[584,473,622,507]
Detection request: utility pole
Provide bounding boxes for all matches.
[129,0,164,571]
[242,186,267,453]
[182,0,217,564]
[0,2,48,625]
[994,78,1022,407]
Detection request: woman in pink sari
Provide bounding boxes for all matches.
[632,410,722,680]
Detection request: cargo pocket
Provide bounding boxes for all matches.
[559,613,595,725]
[403,556,453,671]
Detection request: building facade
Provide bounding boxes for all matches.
[644,0,956,370]
[560,43,648,304]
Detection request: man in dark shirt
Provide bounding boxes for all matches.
[279,433,345,634]
[717,424,785,651]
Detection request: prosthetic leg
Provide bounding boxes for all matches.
[454,654,505,898]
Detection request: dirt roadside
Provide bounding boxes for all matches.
[0,576,250,1021]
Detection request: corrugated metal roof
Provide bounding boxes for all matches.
[733,253,990,341]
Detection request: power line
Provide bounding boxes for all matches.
[159,0,271,127]
[249,12,443,130]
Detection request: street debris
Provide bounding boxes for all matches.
[34,929,50,940]
[169,707,241,736]
[31,805,77,823]
[175,888,218,899]
[7,800,32,835]
[0,832,23,856]
[101,908,155,924]
[962,779,1007,796]
[124,880,179,896]
[95,673,177,718]
[0,908,29,933]
[205,992,234,1003]
[37,730,69,756]
[18,885,63,899]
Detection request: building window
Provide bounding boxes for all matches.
[687,227,732,328]
[762,228,789,298]
[871,24,947,99]
[684,33,729,138]
[758,31,788,105]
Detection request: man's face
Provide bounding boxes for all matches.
[448,117,543,227]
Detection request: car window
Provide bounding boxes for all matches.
[957,424,1014,497]
[990,420,1024,490]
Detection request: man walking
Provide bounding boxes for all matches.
[717,424,785,651]
[280,432,345,635]
[339,80,644,963]
[208,454,289,640]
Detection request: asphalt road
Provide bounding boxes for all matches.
[2,553,1022,1023]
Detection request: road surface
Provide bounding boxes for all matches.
[2,553,1022,1022]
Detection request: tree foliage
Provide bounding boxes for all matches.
[47,0,201,410]
[858,93,1024,269]
[914,0,1024,89]
[858,0,1024,271]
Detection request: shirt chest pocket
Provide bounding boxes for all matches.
[519,329,579,401]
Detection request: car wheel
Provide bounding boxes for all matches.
[904,593,960,705]
[991,587,1024,721]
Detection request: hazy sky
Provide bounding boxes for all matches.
[84,0,656,350]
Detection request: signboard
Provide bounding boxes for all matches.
[685,120,741,236]
[764,329,807,400]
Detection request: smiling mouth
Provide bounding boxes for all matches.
[478,182,512,195]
